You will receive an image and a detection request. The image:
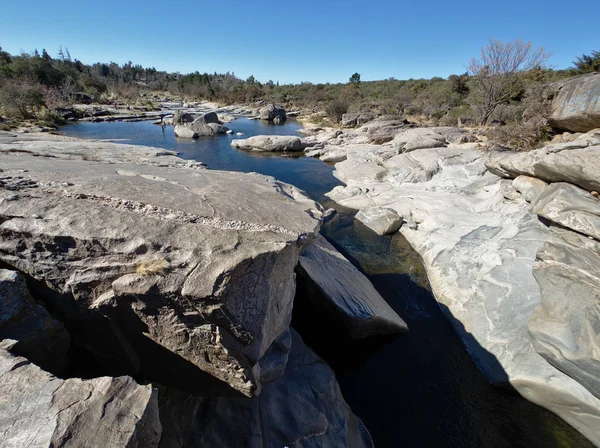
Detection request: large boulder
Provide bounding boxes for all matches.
[0,346,161,448]
[172,110,195,125]
[0,269,70,374]
[158,329,373,448]
[360,116,413,144]
[486,132,600,193]
[549,73,600,132]
[356,205,403,235]
[341,112,375,128]
[173,124,197,138]
[259,104,286,122]
[528,240,600,400]
[298,234,408,338]
[532,182,600,241]
[0,135,323,398]
[231,135,303,152]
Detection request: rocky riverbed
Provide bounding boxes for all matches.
[294,118,600,445]
[0,130,418,447]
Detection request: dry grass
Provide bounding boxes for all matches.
[135,257,170,276]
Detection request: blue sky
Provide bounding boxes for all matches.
[1,0,598,84]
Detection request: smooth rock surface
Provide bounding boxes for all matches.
[529,240,600,400]
[0,134,323,397]
[532,182,600,241]
[512,175,548,203]
[173,124,197,138]
[549,73,600,132]
[486,132,600,192]
[323,136,600,445]
[298,234,408,338]
[0,347,161,448]
[0,269,70,374]
[158,329,373,448]
[231,135,303,152]
[356,205,403,235]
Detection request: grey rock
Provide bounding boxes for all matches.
[231,135,303,152]
[512,175,548,203]
[259,104,286,122]
[0,347,161,448]
[173,124,198,138]
[323,139,600,444]
[172,110,195,125]
[193,111,220,125]
[158,329,373,448]
[341,112,375,128]
[529,240,600,399]
[486,137,600,193]
[393,128,448,153]
[0,269,70,374]
[356,205,403,235]
[549,73,600,132]
[532,182,600,241]
[0,135,323,397]
[298,234,408,338]
[361,116,411,144]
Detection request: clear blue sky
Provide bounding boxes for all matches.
[1,0,598,84]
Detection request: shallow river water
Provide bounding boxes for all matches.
[62,119,592,448]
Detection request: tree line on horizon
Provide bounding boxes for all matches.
[0,42,598,149]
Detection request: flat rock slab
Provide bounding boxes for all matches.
[529,240,600,400]
[0,347,161,448]
[0,136,322,397]
[298,234,408,338]
[231,135,303,152]
[158,329,373,448]
[486,133,600,193]
[532,182,600,241]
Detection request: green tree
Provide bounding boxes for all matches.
[572,50,600,74]
[349,72,361,87]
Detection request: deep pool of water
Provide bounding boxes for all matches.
[61,119,592,448]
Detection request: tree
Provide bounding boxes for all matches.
[572,50,600,74]
[468,39,550,125]
[349,72,361,87]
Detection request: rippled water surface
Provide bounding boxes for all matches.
[62,119,592,448]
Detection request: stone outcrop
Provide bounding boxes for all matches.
[393,126,477,153]
[259,104,286,123]
[532,182,600,241]
[549,73,600,132]
[298,234,408,338]
[528,239,600,400]
[320,128,600,445]
[0,346,161,448]
[174,112,229,138]
[158,329,373,448]
[231,135,304,152]
[341,112,375,128]
[486,129,600,192]
[0,269,70,374]
[0,133,323,398]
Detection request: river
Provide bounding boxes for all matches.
[61,119,592,448]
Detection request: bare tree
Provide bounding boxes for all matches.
[468,39,550,125]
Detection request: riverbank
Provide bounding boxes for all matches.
[300,119,600,445]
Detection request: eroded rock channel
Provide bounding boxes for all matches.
[1,113,598,447]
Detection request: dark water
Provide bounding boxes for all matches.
[61,119,592,448]
[62,119,339,201]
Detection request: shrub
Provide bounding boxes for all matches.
[0,80,45,118]
[325,99,349,123]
